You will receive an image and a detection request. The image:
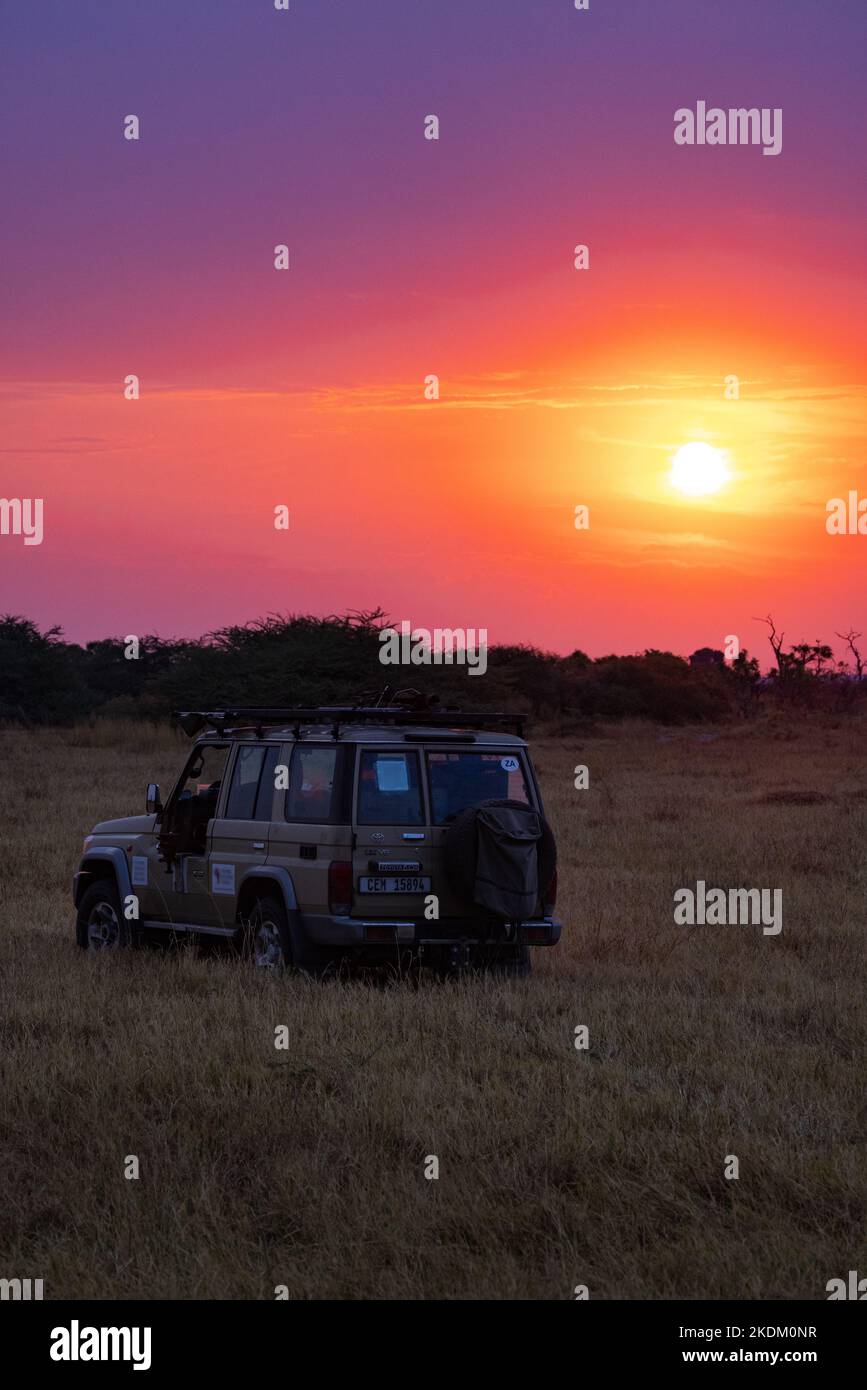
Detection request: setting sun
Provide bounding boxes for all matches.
[669,442,731,497]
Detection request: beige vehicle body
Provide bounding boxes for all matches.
[73,709,560,974]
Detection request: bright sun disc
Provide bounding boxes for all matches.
[669,442,731,497]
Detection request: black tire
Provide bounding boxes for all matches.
[241,895,333,978]
[240,895,291,970]
[76,878,134,952]
[443,797,557,916]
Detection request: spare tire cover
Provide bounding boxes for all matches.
[444,797,557,920]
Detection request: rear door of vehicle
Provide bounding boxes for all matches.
[208,742,281,927]
[351,745,433,917]
[424,743,538,918]
[268,742,354,917]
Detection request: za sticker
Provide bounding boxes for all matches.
[500,756,520,773]
[211,863,236,894]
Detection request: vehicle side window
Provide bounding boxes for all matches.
[171,743,230,816]
[254,746,281,821]
[357,750,424,825]
[225,745,267,820]
[285,746,338,823]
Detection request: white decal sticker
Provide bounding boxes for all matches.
[211,863,236,894]
[131,855,148,886]
[375,756,410,792]
[500,756,520,773]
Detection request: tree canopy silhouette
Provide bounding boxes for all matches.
[0,610,860,726]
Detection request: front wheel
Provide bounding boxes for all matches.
[76,879,134,952]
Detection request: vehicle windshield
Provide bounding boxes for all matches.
[426,751,531,824]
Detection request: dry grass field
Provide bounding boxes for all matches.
[1,717,865,1300]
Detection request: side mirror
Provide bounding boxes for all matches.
[146,783,162,816]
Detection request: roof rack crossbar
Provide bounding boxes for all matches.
[173,706,527,738]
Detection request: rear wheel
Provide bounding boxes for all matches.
[76,879,133,952]
[241,895,334,978]
[242,895,290,970]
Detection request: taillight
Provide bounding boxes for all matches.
[521,925,552,944]
[544,869,557,913]
[329,860,352,914]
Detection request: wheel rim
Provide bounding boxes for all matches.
[87,900,120,951]
[252,918,284,969]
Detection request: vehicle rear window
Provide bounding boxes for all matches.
[357,750,424,825]
[285,746,338,823]
[426,751,530,824]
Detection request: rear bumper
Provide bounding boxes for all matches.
[303,914,561,948]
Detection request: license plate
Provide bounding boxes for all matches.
[358,875,431,894]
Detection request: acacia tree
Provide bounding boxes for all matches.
[835,627,864,680]
[789,640,834,677]
[754,614,790,680]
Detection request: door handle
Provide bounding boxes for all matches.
[253,841,266,850]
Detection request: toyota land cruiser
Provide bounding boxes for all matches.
[73,704,560,977]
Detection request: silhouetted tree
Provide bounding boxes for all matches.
[0,615,89,723]
[1,609,864,727]
[836,627,864,680]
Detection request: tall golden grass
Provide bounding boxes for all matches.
[1,718,865,1299]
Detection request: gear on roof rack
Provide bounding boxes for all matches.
[172,705,527,740]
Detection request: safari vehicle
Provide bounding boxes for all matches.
[73,703,560,977]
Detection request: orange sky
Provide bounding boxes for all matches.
[2,1,865,661]
[4,330,865,660]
